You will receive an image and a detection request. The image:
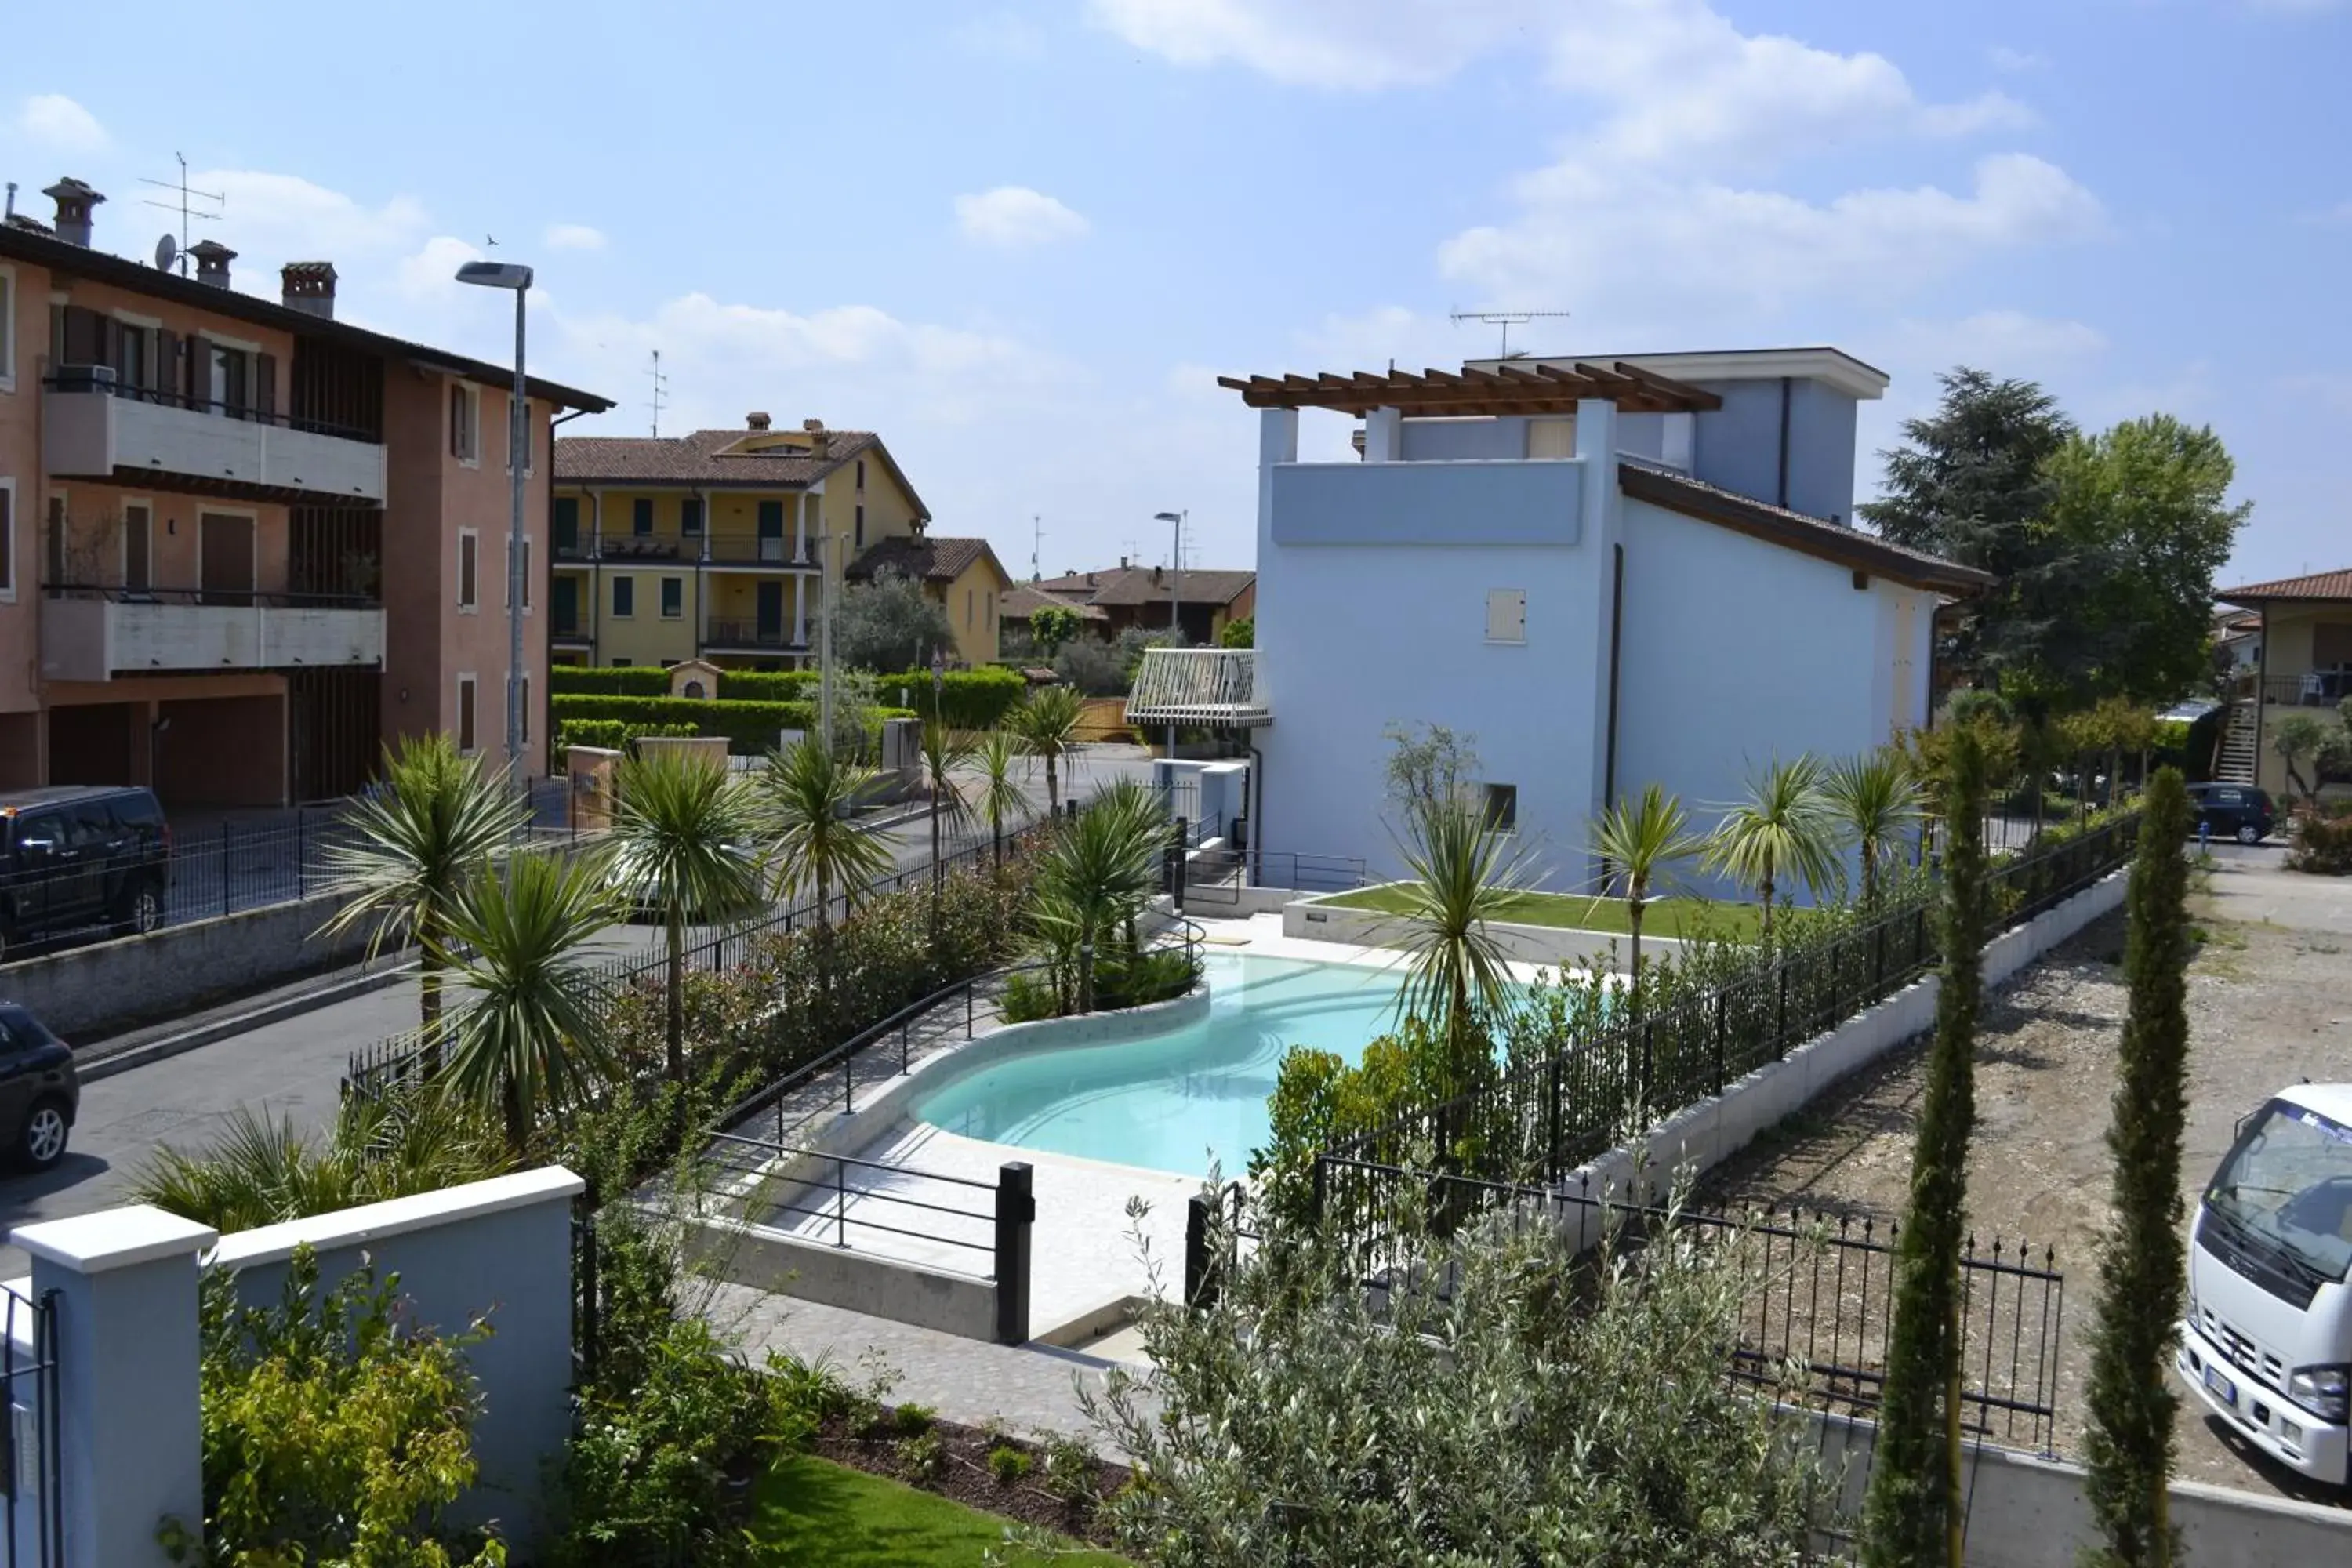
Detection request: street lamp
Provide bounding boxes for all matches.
[455,259,535,791]
[929,644,948,892]
[1152,510,1185,760]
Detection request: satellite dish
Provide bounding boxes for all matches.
[154,234,178,272]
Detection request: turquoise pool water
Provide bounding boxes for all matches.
[911,951,1417,1176]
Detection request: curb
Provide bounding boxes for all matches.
[78,962,416,1083]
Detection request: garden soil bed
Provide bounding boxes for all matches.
[1700,845,2352,1508]
[813,1406,1134,1549]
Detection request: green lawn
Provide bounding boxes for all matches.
[748,1454,1131,1566]
[1320,884,1763,941]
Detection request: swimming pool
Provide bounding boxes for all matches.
[911,950,1418,1176]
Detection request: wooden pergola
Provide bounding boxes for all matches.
[1217,361,1722,417]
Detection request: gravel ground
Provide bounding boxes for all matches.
[1703,841,2352,1507]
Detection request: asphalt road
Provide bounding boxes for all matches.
[0,748,1156,1276]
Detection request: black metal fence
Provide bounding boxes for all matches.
[0,1283,63,1567]
[1177,846,1368,908]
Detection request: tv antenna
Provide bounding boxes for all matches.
[138,154,223,277]
[1449,308,1572,360]
[1030,514,1044,582]
[647,350,670,437]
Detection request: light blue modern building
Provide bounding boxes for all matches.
[1130,348,1991,893]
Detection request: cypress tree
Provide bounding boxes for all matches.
[2081,768,2193,1566]
[1864,720,1991,1568]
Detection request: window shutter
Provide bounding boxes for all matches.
[154,330,177,398]
[61,306,103,366]
[256,353,278,420]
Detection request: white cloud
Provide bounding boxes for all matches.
[193,169,431,267]
[544,223,607,252]
[1987,45,2048,73]
[1442,154,2106,320]
[15,93,107,152]
[1888,310,2108,370]
[1087,0,1549,89]
[953,186,1091,249]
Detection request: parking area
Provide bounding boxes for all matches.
[1704,840,2352,1504]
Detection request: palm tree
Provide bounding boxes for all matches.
[1034,780,1166,1010]
[1386,788,1541,1093]
[606,748,761,1082]
[757,734,894,931]
[1588,784,1702,1012]
[315,734,531,1051]
[1702,755,1842,943]
[916,723,981,885]
[437,848,623,1156]
[1824,750,1924,907]
[973,728,1033,869]
[1012,686,1086,814]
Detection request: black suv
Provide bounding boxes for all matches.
[0,1004,78,1169]
[0,786,172,960]
[2186,782,2277,845]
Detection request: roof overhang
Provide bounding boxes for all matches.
[1620,463,1991,596]
[1219,360,1721,417]
[1478,347,1889,402]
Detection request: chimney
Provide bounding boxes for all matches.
[802,417,827,458]
[746,412,771,431]
[1119,555,1128,569]
[189,239,237,289]
[281,260,337,318]
[42,177,103,247]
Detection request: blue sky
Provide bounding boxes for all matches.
[4,0,2345,586]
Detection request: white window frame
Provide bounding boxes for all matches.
[457,528,480,612]
[452,382,482,467]
[0,477,16,603]
[456,672,479,755]
[0,263,18,395]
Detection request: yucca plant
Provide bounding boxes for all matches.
[1034,780,1167,1010]
[437,848,623,1155]
[1012,685,1086,815]
[314,733,531,1045]
[756,733,894,932]
[1588,784,1702,1013]
[974,727,1034,869]
[606,747,762,1081]
[1824,749,1924,907]
[1702,755,1842,942]
[1386,788,1541,1094]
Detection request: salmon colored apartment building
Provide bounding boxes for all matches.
[0,176,612,805]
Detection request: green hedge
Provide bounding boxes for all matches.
[547,694,916,755]
[552,719,699,760]
[547,667,673,696]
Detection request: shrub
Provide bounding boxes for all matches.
[1037,1432,1102,1510]
[717,665,1025,730]
[159,1247,503,1568]
[547,693,916,756]
[1053,637,1125,696]
[892,1400,938,1436]
[1000,969,1062,1024]
[2288,813,2352,875]
[897,1428,947,1482]
[550,666,673,696]
[554,718,699,762]
[988,1443,1033,1486]
[1092,946,1200,1011]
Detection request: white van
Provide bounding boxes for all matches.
[2178,1084,2352,1486]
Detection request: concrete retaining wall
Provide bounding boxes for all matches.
[686,1212,1002,1341]
[1573,867,2129,1226]
[1283,889,1686,974]
[0,887,379,1037]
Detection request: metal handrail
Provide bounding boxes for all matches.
[703,1132,999,1256]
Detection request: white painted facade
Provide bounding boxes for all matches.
[1243,350,1947,895]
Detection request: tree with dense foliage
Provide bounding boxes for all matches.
[2270,709,2352,807]
[757,734,893,930]
[2082,769,2193,1568]
[832,564,957,673]
[437,848,622,1155]
[1382,722,1480,815]
[1824,750,1924,906]
[1218,615,1254,648]
[1051,635,1126,695]
[1011,685,1086,813]
[606,748,761,1081]
[1076,1184,1831,1567]
[1025,602,1083,660]
[1386,782,1541,1102]
[1860,367,2078,690]
[1702,755,1842,941]
[2044,415,2250,706]
[972,727,1033,867]
[1863,722,1994,1568]
[317,733,531,1040]
[1588,783,1700,1011]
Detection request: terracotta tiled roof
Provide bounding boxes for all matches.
[556,427,873,485]
[1002,585,1108,622]
[1617,460,1994,595]
[1029,566,1256,608]
[2218,568,2352,604]
[847,535,1004,586]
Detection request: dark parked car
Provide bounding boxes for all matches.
[0,785,172,961]
[0,1004,78,1170]
[2187,783,2277,845]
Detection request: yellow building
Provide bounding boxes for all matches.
[844,535,1016,668]
[549,414,928,670]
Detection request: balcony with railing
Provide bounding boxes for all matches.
[2231,670,2352,709]
[40,583,384,683]
[702,619,809,655]
[42,372,387,505]
[1126,647,1271,728]
[702,528,815,568]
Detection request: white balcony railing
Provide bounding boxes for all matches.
[1125,647,1271,728]
[39,593,385,683]
[42,385,388,503]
